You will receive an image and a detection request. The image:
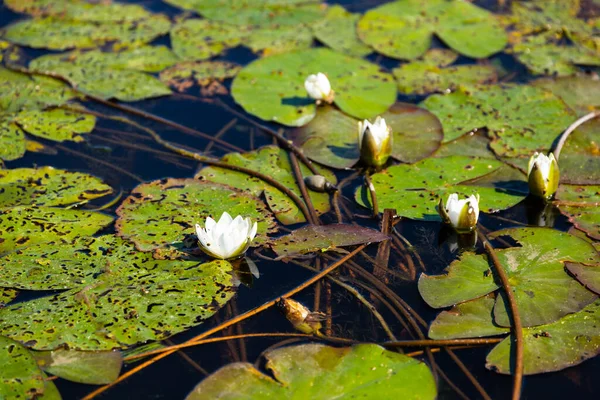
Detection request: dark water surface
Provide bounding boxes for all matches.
[1,1,599,399]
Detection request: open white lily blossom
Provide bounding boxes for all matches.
[358,116,393,168]
[195,212,257,260]
[527,152,559,200]
[438,193,480,232]
[304,72,334,103]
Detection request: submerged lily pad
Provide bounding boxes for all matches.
[289,103,442,169]
[556,184,600,239]
[0,167,112,208]
[196,146,336,225]
[357,0,507,60]
[312,5,371,57]
[232,48,396,126]
[419,227,600,327]
[33,348,122,385]
[422,84,576,153]
[186,343,437,400]
[270,224,389,259]
[355,156,527,220]
[0,258,235,350]
[116,178,276,251]
[0,335,45,398]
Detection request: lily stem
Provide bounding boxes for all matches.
[552,110,600,160]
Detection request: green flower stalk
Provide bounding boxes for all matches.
[527,152,559,200]
[358,116,392,168]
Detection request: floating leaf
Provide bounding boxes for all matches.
[0,335,45,398]
[355,156,526,220]
[14,108,95,142]
[393,49,497,95]
[0,288,18,307]
[556,184,600,239]
[357,0,507,60]
[566,262,600,295]
[532,75,600,117]
[290,103,442,169]
[160,61,241,91]
[422,84,576,153]
[433,133,495,159]
[33,348,122,385]
[0,167,112,208]
[0,258,235,350]
[186,343,437,400]
[270,224,389,259]
[0,206,113,255]
[30,47,173,101]
[245,24,313,56]
[116,178,276,251]
[232,48,396,126]
[419,227,600,327]
[165,0,324,27]
[170,19,247,61]
[486,300,600,375]
[0,119,25,161]
[196,146,336,225]
[312,5,371,57]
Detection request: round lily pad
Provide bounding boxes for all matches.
[116,178,277,251]
[312,5,371,57]
[357,0,507,60]
[186,343,437,400]
[355,156,527,220]
[231,48,397,126]
[0,336,45,398]
[289,103,442,169]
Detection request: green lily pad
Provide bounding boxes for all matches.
[356,0,507,60]
[420,227,600,327]
[170,19,247,61]
[422,84,576,153]
[0,258,235,350]
[289,103,442,169]
[3,15,171,51]
[0,119,26,161]
[355,156,527,220]
[269,224,389,259]
[231,48,396,126]
[14,108,95,142]
[29,48,173,102]
[532,75,600,117]
[186,343,437,400]
[0,206,113,255]
[165,0,324,27]
[312,5,371,57]
[486,300,600,375]
[393,49,497,95]
[556,119,600,185]
[160,61,241,90]
[0,336,45,398]
[0,289,18,307]
[116,178,276,251]
[556,184,600,239]
[428,295,510,340]
[246,24,313,56]
[0,167,112,208]
[566,262,600,295]
[33,348,122,385]
[433,133,496,159]
[196,146,336,225]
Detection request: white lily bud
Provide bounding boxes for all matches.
[304,72,333,103]
[195,212,257,260]
[527,152,559,199]
[438,193,480,232]
[358,116,393,168]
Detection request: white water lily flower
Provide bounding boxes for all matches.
[527,152,559,199]
[358,116,393,168]
[195,212,257,260]
[438,193,480,232]
[304,72,333,103]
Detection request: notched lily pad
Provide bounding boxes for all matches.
[186,343,437,400]
[270,224,389,259]
[33,348,122,385]
[116,178,276,251]
[0,335,45,398]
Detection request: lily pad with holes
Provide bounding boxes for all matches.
[0,167,112,208]
[355,156,527,220]
[116,178,276,251]
[270,224,389,259]
[246,24,313,56]
[356,0,507,60]
[160,61,241,91]
[556,184,600,239]
[232,48,396,126]
[0,206,113,255]
[170,19,247,61]
[393,49,497,95]
[186,343,437,400]
[289,103,442,169]
[0,119,25,161]
[422,84,576,152]
[486,300,600,375]
[165,0,324,27]
[33,348,122,385]
[312,5,371,57]
[0,289,18,307]
[419,227,600,327]
[196,146,336,225]
[0,335,45,398]
[14,108,95,142]
[0,258,235,350]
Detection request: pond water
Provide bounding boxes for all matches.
[1,0,600,399]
